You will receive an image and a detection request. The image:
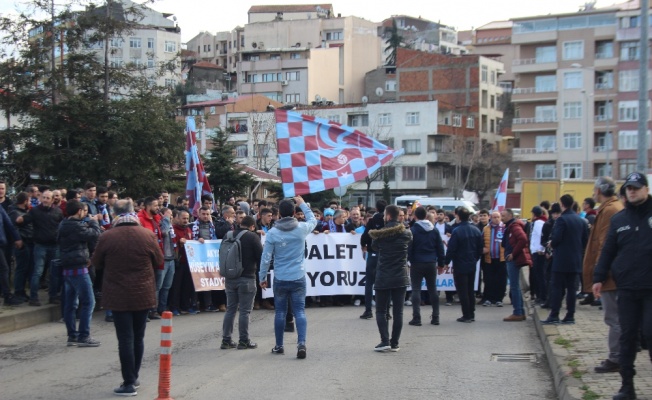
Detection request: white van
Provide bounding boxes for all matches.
[394,195,427,208]
[415,197,480,214]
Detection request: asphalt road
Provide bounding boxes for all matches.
[0,301,556,400]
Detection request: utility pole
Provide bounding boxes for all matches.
[637,0,650,173]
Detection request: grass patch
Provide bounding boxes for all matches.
[554,336,573,348]
[582,389,600,400]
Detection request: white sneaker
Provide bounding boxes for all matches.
[371,300,376,306]
[354,299,361,306]
[404,300,412,306]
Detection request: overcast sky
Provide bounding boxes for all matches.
[0,0,615,43]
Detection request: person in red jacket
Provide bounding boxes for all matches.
[136,196,164,320]
[500,208,532,322]
[169,209,199,315]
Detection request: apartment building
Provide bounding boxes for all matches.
[510,1,652,181]
[379,15,468,57]
[247,4,334,23]
[237,15,381,106]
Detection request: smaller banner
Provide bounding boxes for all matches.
[184,240,224,291]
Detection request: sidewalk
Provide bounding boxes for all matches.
[0,293,61,334]
[532,298,652,400]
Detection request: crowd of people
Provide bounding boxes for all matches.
[0,171,649,400]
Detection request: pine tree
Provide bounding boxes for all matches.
[385,19,405,66]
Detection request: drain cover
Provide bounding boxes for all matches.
[491,353,538,362]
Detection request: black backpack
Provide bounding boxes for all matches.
[219,230,248,279]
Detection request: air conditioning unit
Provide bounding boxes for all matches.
[258,41,264,49]
[281,80,289,86]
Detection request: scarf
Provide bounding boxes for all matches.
[96,202,111,226]
[113,212,140,227]
[489,222,504,259]
[328,219,345,232]
[192,219,216,240]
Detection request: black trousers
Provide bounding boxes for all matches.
[409,262,438,319]
[112,310,149,386]
[483,258,507,303]
[375,287,406,346]
[549,271,577,319]
[617,289,652,381]
[169,260,197,311]
[453,271,475,319]
[531,254,547,302]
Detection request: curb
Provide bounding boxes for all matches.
[530,301,582,400]
[0,304,61,334]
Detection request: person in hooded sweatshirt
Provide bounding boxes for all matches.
[407,206,446,326]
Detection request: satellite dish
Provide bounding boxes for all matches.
[333,186,347,197]
[252,42,257,48]
[315,94,322,102]
[361,95,368,104]
[375,87,384,97]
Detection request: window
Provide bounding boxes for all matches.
[563,71,582,89]
[562,163,583,179]
[233,144,248,158]
[596,71,614,89]
[285,93,300,103]
[535,75,556,92]
[164,41,177,53]
[490,119,495,133]
[452,114,462,127]
[325,31,343,40]
[348,114,369,127]
[402,166,425,181]
[406,112,420,125]
[129,58,142,67]
[270,54,281,60]
[402,139,421,154]
[490,95,495,109]
[327,115,341,124]
[385,80,396,91]
[535,164,556,179]
[481,90,488,107]
[620,42,639,61]
[618,101,638,121]
[564,102,582,119]
[147,58,155,68]
[285,71,300,81]
[109,57,123,68]
[535,135,556,152]
[253,144,270,158]
[262,73,281,82]
[246,73,259,83]
[481,65,488,82]
[380,166,395,181]
[563,41,583,60]
[109,38,122,48]
[490,70,496,84]
[378,113,392,126]
[535,46,556,63]
[621,15,639,28]
[535,105,557,122]
[290,53,301,59]
[466,116,475,128]
[619,70,645,92]
[380,139,395,148]
[563,132,582,149]
[164,79,176,88]
[129,37,141,48]
[619,159,637,178]
[619,130,652,150]
[595,40,613,58]
[148,38,154,49]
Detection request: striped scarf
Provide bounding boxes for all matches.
[192,220,216,240]
[113,213,140,227]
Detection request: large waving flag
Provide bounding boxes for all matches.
[185,117,212,215]
[491,168,509,212]
[275,110,404,197]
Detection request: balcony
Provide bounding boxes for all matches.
[512,117,558,132]
[240,81,282,93]
[593,145,614,153]
[240,59,281,72]
[426,150,457,164]
[594,115,614,128]
[511,87,558,103]
[512,147,557,161]
[616,28,640,42]
[512,58,558,74]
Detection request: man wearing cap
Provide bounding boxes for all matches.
[582,176,623,374]
[594,172,652,400]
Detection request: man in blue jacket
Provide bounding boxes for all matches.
[445,207,483,323]
[259,196,317,359]
[408,206,445,326]
[542,194,589,325]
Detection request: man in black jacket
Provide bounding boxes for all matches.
[9,192,33,302]
[221,216,263,351]
[369,205,412,352]
[359,199,387,319]
[408,206,445,326]
[445,207,483,323]
[593,172,652,400]
[17,190,64,306]
[59,200,101,347]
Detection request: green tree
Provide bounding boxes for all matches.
[203,127,254,204]
[0,0,184,196]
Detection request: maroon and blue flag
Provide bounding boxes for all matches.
[185,117,212,215]
[275,110,403,197]
[491,168,509,212]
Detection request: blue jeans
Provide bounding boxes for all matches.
[30,244,59,301]
[64,273,95,340]
[506,261,524,316]
[14,242,33,295]
[155,260,175,313]
[273,277,307,347]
